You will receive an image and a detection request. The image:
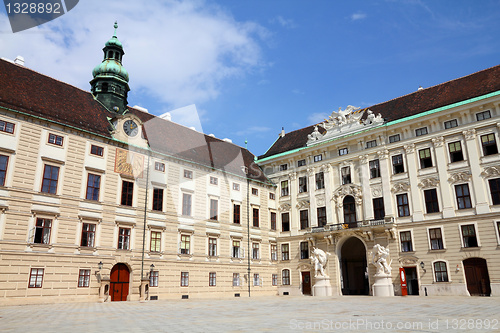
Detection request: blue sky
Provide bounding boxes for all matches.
[1,0,500,156]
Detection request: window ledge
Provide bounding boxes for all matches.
[400,250,415,254]
[429,249,446,252]
[461,246,481,251]
[29,243,53,249]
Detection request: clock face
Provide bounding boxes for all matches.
[123,119,139,137]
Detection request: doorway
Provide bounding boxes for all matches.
[302,271,312,295]
[404,267,419,295]
[463,258,491,296]
[110,263,130,301]
[340,237,369,295]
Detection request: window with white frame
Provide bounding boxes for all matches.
[281,212,290,232]
[300,241,309,259]
[34,218,52,244]
[366,140,377,148]
[297,159,306,167]
[150,271,159,287]
[315,172,325,189]
[476,110,491,121]
[28,268,44,288]
[0,154,8,186]
[282,269,290,285]
[118,227,131,250]
[233,183,240,191]
[180,234,190,254]
[444,119,458,129]
[448,141,464,162]
[154,161,165,172]
[389,134,400,143]
[281,180,289,197]
[209,272,216,286]
[279,164,288,171]
[90,144,104,157]
[341,166,351,185]
[252,242,260,260]
[455,184,472,209]
[208,237,217,256]
[428,227,444,250]
[314,154,323,162]
[433,261,449,282]
[41,164,60,194]
[399,231,413,252]
[80,223,96,248]
[271,244,278,261]
[253,273,260,286]
[299,210,309,230]
[269,192,275,200]
[182,193,192,216]
[78,269,91,287]
[415,127,428,136]
[251,188,258,196]
[461,224,478,248]
[0,119,15,134]
[489,178,500,205]
[396,193,410,217]
[369,159,380,178]
[180,272,189,286]
[419,148,433,168]
[233,273,240,286]
[338,148,348,156]
[232,239,242,258]
[392,154,405,174]
[281,243,290,260]
[272,274,278,286]
[298,176,308,193]
[481,133,498,156]
[209,199,218,221]
[210,176,218,185]
[48,133,64,146]
[183,169,193,179]
[150,231,161,252]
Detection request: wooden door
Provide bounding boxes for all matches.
[464,258,491,296]
[110,263,130,301]
[302,271,311,295]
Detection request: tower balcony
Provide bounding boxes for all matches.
[309,217,394,234]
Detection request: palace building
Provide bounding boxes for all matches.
[0,25,499,304]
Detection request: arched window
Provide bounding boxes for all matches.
[433,261,449,282]
[343,195,356,223]
[282,269,290,285]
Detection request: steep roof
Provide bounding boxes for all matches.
[259,64,500,159]
[0,59,269,183]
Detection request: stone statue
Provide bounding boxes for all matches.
[363,110,383,126]
[371,244,392,275]
[311,247,330,277]
[307,125,323,142]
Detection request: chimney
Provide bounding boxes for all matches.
[417,86,424,91]
[14,55,24,66]
[280,127,285,138]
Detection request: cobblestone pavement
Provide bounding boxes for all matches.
[1,296,499,332]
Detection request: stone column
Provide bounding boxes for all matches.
[463,129,490,214]
[377,149,394,217]
[307,167,317,227]
[404,144,424,221]
[431,136,455,218]
[359,155,372,221]
[288,172,298,235]
[326,164,337,224]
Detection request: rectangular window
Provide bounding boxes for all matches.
[397,193,410,217]
[210,199,218,220]
[444,119,458,129]
[341,166,351,185]
[455,184,472,209]
[78,269,91,287]
[281,212,290,232]
[269,192,275,200]
[366,140,377,148]
[209,176,218,185]
[253,208,259,227]
[419,148,433,168]
[0,155,8,186]
[339,148,348,156]
[434,262,448,282]
[154,161,165,172]
[400,231,413,252]
[314,154,323,162]
[476,110,491,121]
[209,272,216,286]
[0,120,15,134]
[317,207,327,227]
[300,241,309,259]
[150,271,159,287]
[251,188,258,196]
[279,164,288,171]
[182,193,192,216]
[180,272,189,286]
[489,178,500,205]
[28,268,44,288]
[389,134,400,143]
[180,235,190,255]
[270,212,276,230]
[252,243,260,259]
[271,244,277,261]
[282,269,290,285]
[34,218,51,244]
[152,188,164,211]
[373,198,385,220]
[118,228,131,250]
[233,273,240,286]
[80,223,96,248]
[209,237,217,257]
[392,154,405,174]
[233,204,241,224]
[121,180,134,206]
[315,172,325,189]
[86,173,101,201]
[461,224,478,247]
[369,159,380,179]
[281,244,290,261]
[272,274,278,286]
[48,133,64,146]
[90,144,104,157]
[481,133,498,156]
[183,170,193,179]
[232,240,241,258]
[253,274,260,286]
[150,231,161,252]
[429,228,444,250]
[233,183,240,191]
[415,127,428,136]
[41,165,60,194]
[281,180,289,197]
[297,159,306,167]
[424,189,439,213]
[448,141,464,162]
[298,176,308,193]
[300,210,309,230]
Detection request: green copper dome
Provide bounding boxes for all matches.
[105,35,123,48]
[92,60,129,82]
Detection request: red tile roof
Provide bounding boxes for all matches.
[259,64,500,159]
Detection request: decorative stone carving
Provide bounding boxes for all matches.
[371,185,383,198]
[371,244,392,275]
[448,171,472,184]
[404,143,415,154]
[332,184,363,206]
[307,167,315,177]
[288,172,296,180]
[311,247,330,277]
[278,203,291,212]
[399,256,418,266]
[377,149,389,159]
[316,196,326,207]
[296,200,310,209]
[359,154,368,164]
[481,166,500,178]
[432,136,444,147]
[319,164,330,173]
[363,109,384,126]
[307,125,323,142]
[463,129,476,141]
[391,182,410,193]
[362,230,373,241]
[418,177,440,189]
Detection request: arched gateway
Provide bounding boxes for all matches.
[110,263,130,301]
[340,237,369,295]
[463,258,491,296]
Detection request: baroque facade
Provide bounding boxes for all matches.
[0,25,499,304]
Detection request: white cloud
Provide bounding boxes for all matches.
[235,126,271,136]
[292,89,304,95]
[351,12,367,21]
[271,16,295,29]
[307,112,329,124]
[0,0,267,111]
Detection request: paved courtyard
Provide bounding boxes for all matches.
[1,296,499,332]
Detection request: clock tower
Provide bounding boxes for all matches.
[90,22,130,114]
